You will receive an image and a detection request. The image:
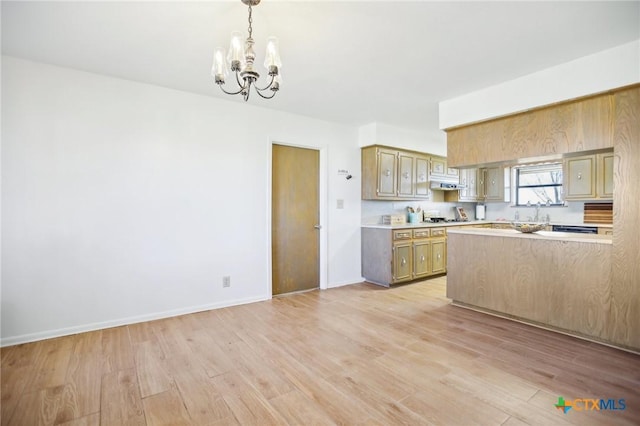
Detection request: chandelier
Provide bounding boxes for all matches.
[211,0,281,101]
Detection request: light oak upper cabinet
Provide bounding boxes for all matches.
[414,155,430,198]
[429,156,459,180]
[362,145,431,201]
[481,166,504,201]
[397,152,415,198]
[446,93,614,168]
[458,168,479,202]
[430,156,447,177]
[563,150,613,200]
[597,151,614,199]
[373,147,397,198]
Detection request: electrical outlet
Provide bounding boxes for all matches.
[223,276,231,288]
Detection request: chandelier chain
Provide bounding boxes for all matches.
[247,5,253,39]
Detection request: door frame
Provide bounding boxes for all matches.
[266,140,328,296]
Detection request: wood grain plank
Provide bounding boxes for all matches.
[101,327,135,373]
[169,362,232,424]
[210,371,288,425]
[55,413,100,426]
[133,340,173,398]
[100,369,145,426]
[142,389,191,426]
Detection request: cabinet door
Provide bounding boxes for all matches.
[597,152,614,199]
[564,155,596,199]
[483,167,503,201]
[431,239,446,274]
[397,153,414,197]
[414,155,430,198]
[413,240,431,278]
[392,242,412,283]
[376,149,397,197]
[430,156,447,177]
[459,168,478,201]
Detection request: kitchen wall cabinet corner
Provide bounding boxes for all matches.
[361,145,431,201]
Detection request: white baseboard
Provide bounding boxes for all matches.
[0,295,270,347]
[327,278,364,289]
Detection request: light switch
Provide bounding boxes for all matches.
[336,199,344,209]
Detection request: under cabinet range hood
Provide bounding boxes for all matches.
[430,181,466,191]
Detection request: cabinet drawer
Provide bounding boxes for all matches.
[393,230,413,240]
[430,228,446,238]
[412,229,430,239]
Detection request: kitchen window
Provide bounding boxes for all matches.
[514,163,563,206]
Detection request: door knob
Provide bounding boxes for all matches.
[314,225,322,230]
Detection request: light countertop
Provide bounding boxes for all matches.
[361,220,613,230]
[446,227,612,244]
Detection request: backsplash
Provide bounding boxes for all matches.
[484,201,589,224]
[361,198,477,224]
[363,198,597,225]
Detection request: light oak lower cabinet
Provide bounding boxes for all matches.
[362,227,446,286]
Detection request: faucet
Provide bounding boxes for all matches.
[534,202,540,222]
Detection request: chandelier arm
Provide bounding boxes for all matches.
[254,75,275,92]
[218,84,246,96]
[234,71,247,89]
[254,87,277,99]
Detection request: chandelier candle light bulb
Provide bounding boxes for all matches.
[212,0,281,101]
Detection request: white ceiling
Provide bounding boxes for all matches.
[3,1,639,138]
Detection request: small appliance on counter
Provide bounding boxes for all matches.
[475,204,486,220]
[423,210,446,223]
[455,207,469,222]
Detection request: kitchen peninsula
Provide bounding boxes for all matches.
[447,227,614,347]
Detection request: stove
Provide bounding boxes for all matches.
[424,218,466,223]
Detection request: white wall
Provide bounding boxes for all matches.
[1,56,363,345]
[358,122,446,156]
[439,40,640,129]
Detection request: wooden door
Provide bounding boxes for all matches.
[272,144,320,295]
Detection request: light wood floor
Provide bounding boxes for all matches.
[2,277,639,425]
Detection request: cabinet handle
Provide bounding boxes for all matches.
[401,257,407,266]
[577,172,582,180]
[491,180,496,185]
[418,173,426,181]
[437,253,441,260]
[402,172,409,179]
[384,169,391,177]
[420,255,425,263]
